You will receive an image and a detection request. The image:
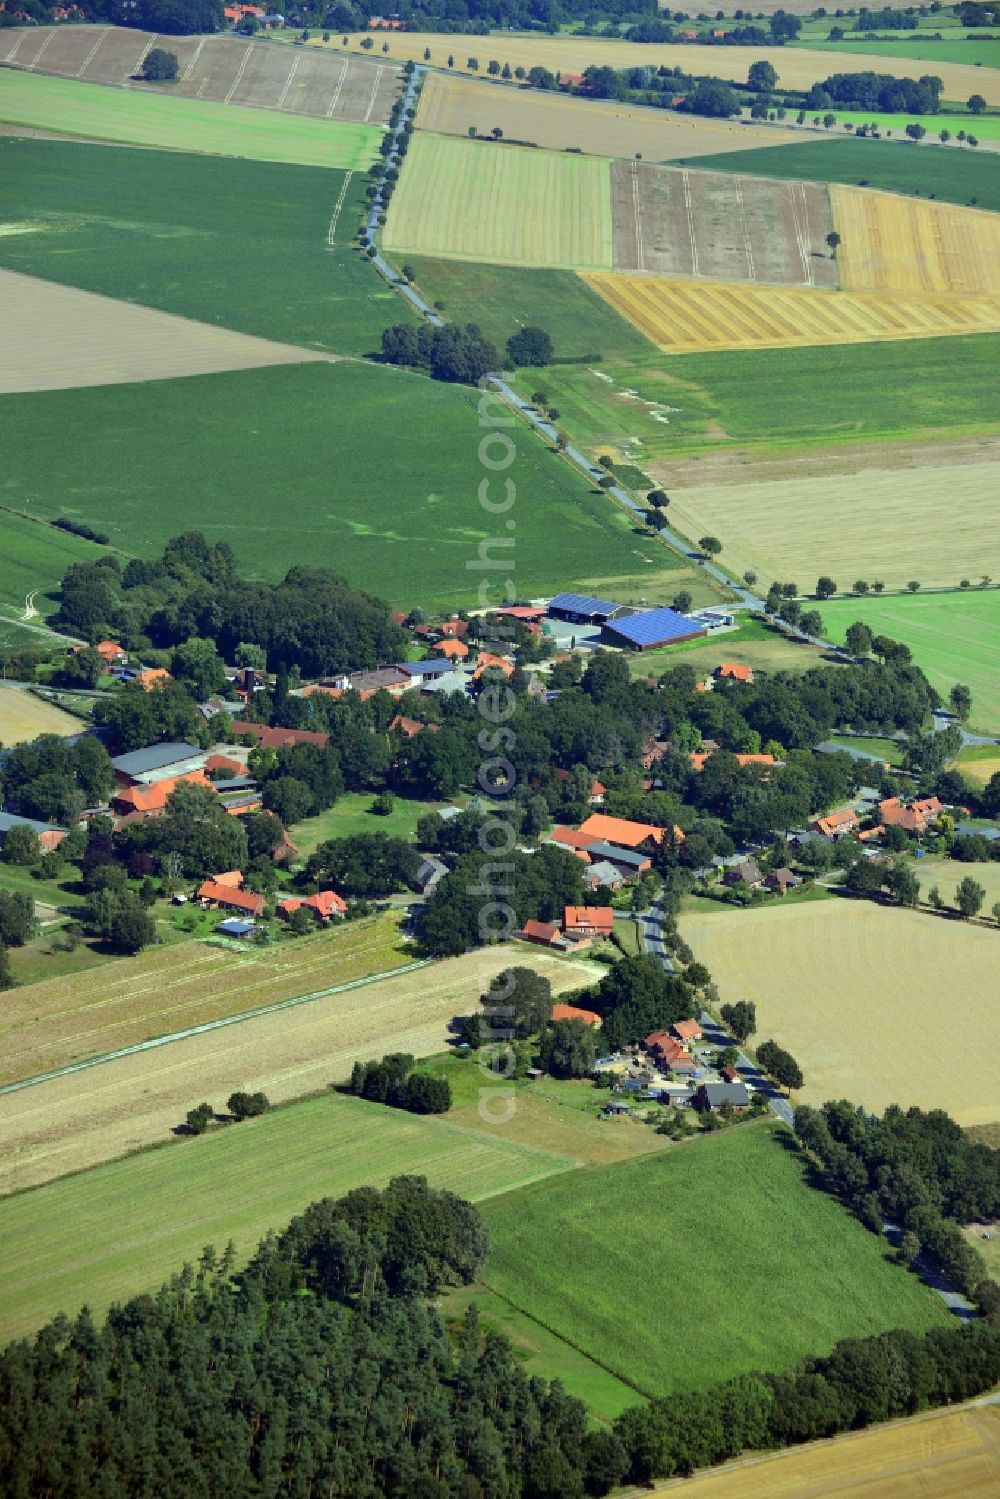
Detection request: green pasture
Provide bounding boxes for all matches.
[825,733,906,766]
[0,362,687,611]
[480,1123,947,1397]
[289,791,456,858]
[819,589,1000,734]
[403,259,652,362]
[671,136,1000,211]
[514,334,1000,468]
[0,69,381,168]
[793,36,1000,66]
[0,138,411,357]
[821,109,1000,138]
[629,617,830,680]
[0,1092,576,1344]
[0,509,107,616]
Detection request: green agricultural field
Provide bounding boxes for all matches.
[0,362,687,611]
[0,509,108,616]
[824,110,1000,138]
[0,69,381,168]
[0,1091,577,1344]
[403,259,652,362]
[480,1124,947,1397]
[514,334,1000,469]
[0,138,412,358]
[793,37,1000,66]
[670,136,1000,212]
[818,590,1000,733]
[628,617,829,680]
[289,791,457,858]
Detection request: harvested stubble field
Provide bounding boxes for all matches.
[332,32,1000,108]
[0,912,411,1089]
[663,458,1000,588]
[0,68,382,168]
[0,268,332,393]
[681,899,1000,1125]
[415,69,800,162]
[0,684,81,743]
[0,25,399,126]
[0,1092,580,1344]
[0,945,602,1194]
[584,272,1000,353]
[831,184,1000,297]
[959,747,1000,786]
[819,591,1000,734]
[384,132,614,269]
[650,1405,1000,1499]
[610,160,836,286]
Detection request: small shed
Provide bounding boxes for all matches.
[216,918,256,939]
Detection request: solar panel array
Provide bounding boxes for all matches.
[604,608,702,647]
[548,591,623,618]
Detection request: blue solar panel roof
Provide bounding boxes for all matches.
[549,591,622,616]
[604,608,699,646]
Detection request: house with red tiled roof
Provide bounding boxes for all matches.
[516,918,563,947]
[206,753,245,778]
[134,667,172,691]
[389,714,439,738]
[671,1018,703,1044]
[230,721,329,751]
[715,663,754,684]
[551,1002,603,1028]
[644,1030,697,1072]
[812,806,859,839]
[879,795,943,834]
[277,890,347,923]
[554,768,606,804]
[578,813,681,848]
[111,770,214,818]
[689,751,776,773]
[197,879,266,917]
[472,652,513,679]
[95,640,128,665]
[563,906,614,940]
[549,826,599,853]
[434,638,470,660]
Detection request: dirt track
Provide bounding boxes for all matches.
[0,269,332,392]
[0,946,601,1195]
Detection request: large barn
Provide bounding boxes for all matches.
[600,607,707,651]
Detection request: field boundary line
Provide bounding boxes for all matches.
[125,39,154,89]
[631,160,643,270]
[791,181,813,286]
[0,958,436,1098]
[364,63,382,122]
[325,55,348,118]
[75,27,109,79]
[25,30,55,72]
[327,170,353,244]
[734,177,754,281]
[275,51,301,111]
[180,35,206,81]
[681,169,699,278]
[224,42,253,104]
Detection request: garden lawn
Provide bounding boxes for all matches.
[0,362,688,611]
[0,70,381,169]
[670,136,1000,213]
[480,1124,947,1396]
[289,792,455,858]
[404,259,652,362]
[818,590,1000,734]
[0,1092,577,1343]
[0,138,410,358]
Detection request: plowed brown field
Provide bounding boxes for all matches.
[651,1405,1000,1499]
[583,272,1000,353]
[0,268,333,392]
[415,70,800,162]
[0,25,400,124]
[832,185,1000,298]
[0,945,601,1194]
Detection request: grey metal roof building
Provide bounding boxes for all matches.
[0,811,64,836]
[110,743,201,777]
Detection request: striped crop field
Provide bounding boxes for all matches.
[582,273,1000,352]
[831,185,1000,297]
[384,133,614,269]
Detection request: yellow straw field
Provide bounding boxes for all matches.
[582,272,1000,353]
[832,185,1000,298]
[385,133,613,269]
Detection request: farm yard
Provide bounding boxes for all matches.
[584,273,1000,353]
[0,26,399,126]
[663,459,1000,589]
[0,139,411,358]
[0,268,332,393]
[0,360,691,610]
[415,69,801,162]
[819,590,1000,734]
[681,900,1000,1126]
[650,1406,1000,1499]
[384,133,614,269]
[0,68,382,168]
[0,945,602,1194]
[831,185,1000,297]
[480,1125,947,1397]
[610,161,836,286]
[0,1091,579,1345]
[0,684,81,744]
[328,31,1000,108]
[675,138,1000,215]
